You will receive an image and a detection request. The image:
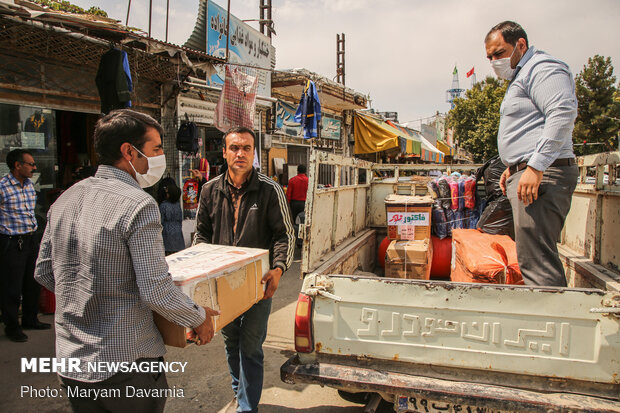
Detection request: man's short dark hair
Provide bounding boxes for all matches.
[94,109,164,166]
[157,178,181,204]
[486,21,529,48]
[297,164,306,174]
[223,126,256,148]
[6,149,32,171]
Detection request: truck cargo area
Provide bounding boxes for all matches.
[283,151,620,412]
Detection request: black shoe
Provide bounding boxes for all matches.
[22,320,51,330]
[6,328,28,342]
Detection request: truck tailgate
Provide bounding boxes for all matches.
[306,274,619,394]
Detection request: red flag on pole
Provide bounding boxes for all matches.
[466,67,475,78]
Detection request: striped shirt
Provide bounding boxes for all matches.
[498,46,577,171]
[0,172,37,235]
[35,165,205,382]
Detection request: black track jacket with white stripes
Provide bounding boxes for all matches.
[194,169,294,272]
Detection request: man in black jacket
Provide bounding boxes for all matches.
[194,127,294,413]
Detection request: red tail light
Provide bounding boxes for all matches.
[294,293,313,353]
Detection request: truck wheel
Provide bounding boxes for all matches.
[337,390,370,404]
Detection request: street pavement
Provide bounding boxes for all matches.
[0,249,380,412]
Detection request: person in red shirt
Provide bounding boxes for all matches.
[287,164,308,221]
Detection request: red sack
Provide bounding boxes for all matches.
[450,229,522,284]
[464,177,476,210]
[449,179,459,210]
[214,65,259,132]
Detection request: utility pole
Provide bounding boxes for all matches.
[125,0,131,26]
[336,33,345,85]
[148,0,152,38]
[165,0,169,42]
[259,0,274,38]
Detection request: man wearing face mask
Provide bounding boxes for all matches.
[35,109,219,413]
[485,21,578,286]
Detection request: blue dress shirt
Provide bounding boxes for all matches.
[497,46,577,171]
[0,172,38,235]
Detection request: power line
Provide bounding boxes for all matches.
[400,114,446,125]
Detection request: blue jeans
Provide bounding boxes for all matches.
[221,298,272,413]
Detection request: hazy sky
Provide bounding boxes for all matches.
[72,0,620,127]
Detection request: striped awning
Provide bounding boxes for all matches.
[354,112,419,154]
[437,140,455,156]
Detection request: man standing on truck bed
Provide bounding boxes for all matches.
[485,21,578,286]
[194,126,294,413]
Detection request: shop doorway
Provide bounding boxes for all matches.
[285,145,309,183]
[55,110,99,188]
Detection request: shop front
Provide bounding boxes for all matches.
[0,8,197,225]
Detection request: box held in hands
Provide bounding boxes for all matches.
[153,243,269,348]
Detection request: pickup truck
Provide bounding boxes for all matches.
[281,151,620,412]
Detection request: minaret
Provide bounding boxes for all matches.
[446,65,465,109]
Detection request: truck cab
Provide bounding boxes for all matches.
[281,151,620,412]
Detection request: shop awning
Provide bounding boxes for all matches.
[354,112,404,154]
[418,134,445,163]
[436,140,455,157]
[386,120,422,156]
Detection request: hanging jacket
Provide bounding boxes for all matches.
[294,80,322,139]
[95,49,133,114]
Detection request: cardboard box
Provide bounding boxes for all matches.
[386,239,430,263]
[384,239,432,280]
[153,243,269,348]
[385,262,430,279]
[385,194,433,240]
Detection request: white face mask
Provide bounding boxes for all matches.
[129,145,166,188]
[491,44,519,80]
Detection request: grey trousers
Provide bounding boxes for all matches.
[58,359,168,413]
[506,164,578,286]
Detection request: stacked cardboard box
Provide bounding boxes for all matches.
[153,243,269,348]
[385,194,433,241]
[384,194,434,278]
[385,239,433,280]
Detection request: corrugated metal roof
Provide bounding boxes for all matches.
[183,0,208,52]
[0,0,221,62]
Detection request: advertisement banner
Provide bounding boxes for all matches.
[206,0,274,97]
[321,116,341,141]
[275,100,302,138]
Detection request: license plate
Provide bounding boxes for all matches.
[395,395,510,413]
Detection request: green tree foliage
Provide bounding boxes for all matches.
[573,55,620,155]
[447,76,508,163]
[30,0,108,18]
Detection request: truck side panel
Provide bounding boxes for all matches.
[302,151,372,274]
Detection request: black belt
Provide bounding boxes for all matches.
[508,158,575,175]
[0,232,35,239]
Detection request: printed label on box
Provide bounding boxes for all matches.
[398,225,416,240]
[387,212,430,226]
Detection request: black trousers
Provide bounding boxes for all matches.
[59,360,168,413]
[506,165,578,286]
[290,200,305,222]
[0,233,41,331]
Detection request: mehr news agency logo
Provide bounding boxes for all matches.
[20,358,187,399]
